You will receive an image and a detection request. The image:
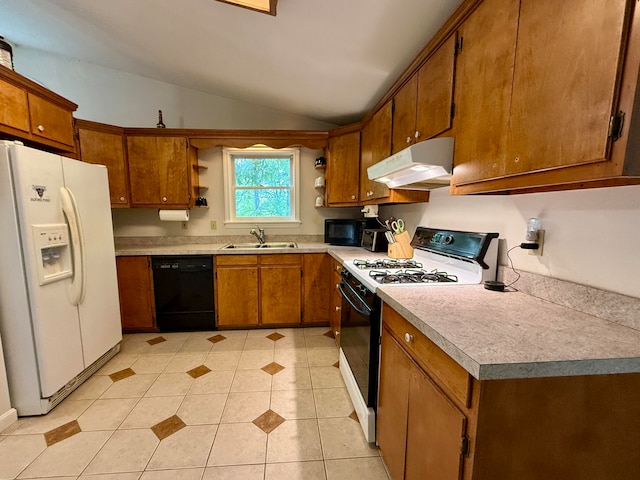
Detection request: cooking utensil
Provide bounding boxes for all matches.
[385,231,395,243]
[391,219,405,234]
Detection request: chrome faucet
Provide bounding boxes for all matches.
[250,225,265,244]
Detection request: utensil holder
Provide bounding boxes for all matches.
[388,231,414,259]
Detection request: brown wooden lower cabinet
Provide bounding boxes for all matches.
[215,253,330,328]
[116,256,157,332]
[329,258,343,346]
[378,303,640,480]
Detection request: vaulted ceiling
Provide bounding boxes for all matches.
[0,0,464,126]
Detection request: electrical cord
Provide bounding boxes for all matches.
[504,244,521,291]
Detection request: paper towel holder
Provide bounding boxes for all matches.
[158,209,190,222]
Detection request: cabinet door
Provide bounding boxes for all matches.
[157,136,190,205]
[27,92,75,148]
[327,131,360,204]
[116,256,156,332]
[392,75,418,154]
[377,328,413,480]
[261,264,302,325]
[360,102,393,201]
[78,125,130,207]
[416,34,457,141]
[128,136,189,207]
[452,0,519,185]
[0,78,29,133]
[216,266,259,327]
[405,368,467,480]
[302,254,331,324]
[506,0,629,175]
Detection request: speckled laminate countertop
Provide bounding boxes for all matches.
[377,285,640,381]
[114,243,640,381]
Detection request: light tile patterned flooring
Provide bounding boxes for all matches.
[0,328,390,480]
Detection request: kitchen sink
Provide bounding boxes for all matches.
[221,242,297,249]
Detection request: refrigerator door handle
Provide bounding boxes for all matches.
[60,186,86,305]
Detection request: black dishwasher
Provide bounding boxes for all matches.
[151,255,215,331]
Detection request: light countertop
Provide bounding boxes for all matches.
[377,285,640,381]
[114,243,640,381]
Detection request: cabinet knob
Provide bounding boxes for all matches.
[119,196,125,202]
[514,156,520,163]
[404,332,414,343]
[335,331,340,336]
[335,283,340,288]
[335,306,341,312]
[37,125,45,132]
[162,196,167,202]
[406,136,412,144]
[351,195,356,200]
[414,131,421,139]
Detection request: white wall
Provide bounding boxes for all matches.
[380,184,640,299]
[13,47,336,131]
[0,334,17,432]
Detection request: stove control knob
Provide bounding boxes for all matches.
[404,332,414,343]
[357,285,368,295]
[443,235,454,245]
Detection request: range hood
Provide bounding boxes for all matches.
[367,137,454,190]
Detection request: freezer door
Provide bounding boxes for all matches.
[8,144,85,398]
[62,158,122,366]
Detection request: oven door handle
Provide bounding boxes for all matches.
[338,281,372,317]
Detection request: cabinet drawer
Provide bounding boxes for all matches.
[382,303,471,407]
[27,93,75,147]
[260,254,301,265]
[0,79,29,133]
[216,255,258,266]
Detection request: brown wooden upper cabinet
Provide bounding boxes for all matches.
[391,34,457,155]
[0,68,77,153]
[76,119,130,207]
[452,0,638,194]
[127,135,192,207]
[326,128,360,205]
[361,102,393,201]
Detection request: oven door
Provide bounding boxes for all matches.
[338,279,380,410]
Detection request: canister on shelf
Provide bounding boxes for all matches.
[0,36,14,70]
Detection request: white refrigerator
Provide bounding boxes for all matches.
[0,141,122,416]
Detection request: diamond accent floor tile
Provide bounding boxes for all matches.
[323,330,335,339]
[349,410,359,422]
[151,414,187,441]
[208,334,227,344]
[109,367,136,382]
[44,420,81,446]
[261,362,285,376]
[187,364,212,379]
[253,409,285,434]
[333,361,340,368]
[147,336,167,346]
[266,332,285,341]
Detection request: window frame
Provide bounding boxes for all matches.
[222,146,301,226]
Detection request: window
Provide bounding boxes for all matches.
[223,147,300,224]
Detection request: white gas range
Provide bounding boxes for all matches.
[337,227,499,443]
[343,227,500,293]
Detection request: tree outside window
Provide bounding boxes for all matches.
[223,147,300,223]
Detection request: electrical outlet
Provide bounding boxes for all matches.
[210,220,217,230]
[181,221,188,230]
[528,230,545,256]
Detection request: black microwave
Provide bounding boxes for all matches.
[324,218,375,246]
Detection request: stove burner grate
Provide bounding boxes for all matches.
[353,258,423,270]
[368,268,458,284]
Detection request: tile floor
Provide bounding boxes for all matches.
[0,328,390,480]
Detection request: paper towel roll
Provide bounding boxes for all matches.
[158,209,189,221]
